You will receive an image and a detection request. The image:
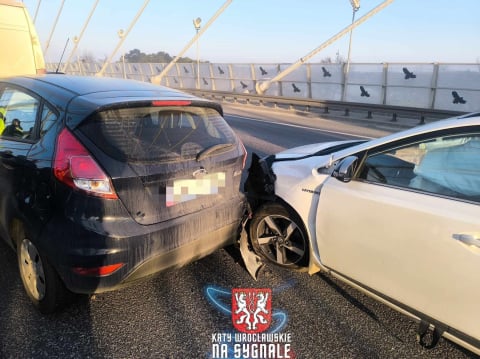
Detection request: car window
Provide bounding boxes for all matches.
[39,104,58,137]
[358,133,480,202]
[79,106,237,163]
[0,87,39,140]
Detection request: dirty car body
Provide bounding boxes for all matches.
[0,75,246,313]
[245,114,480,355]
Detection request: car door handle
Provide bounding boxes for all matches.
[452,234,480,248]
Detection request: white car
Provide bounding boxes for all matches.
[244,113,480,355]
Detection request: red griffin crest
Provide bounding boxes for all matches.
[232,288,272,333]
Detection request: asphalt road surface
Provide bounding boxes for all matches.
[0,105,476,359]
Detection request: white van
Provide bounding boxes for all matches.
[0,0,45,76]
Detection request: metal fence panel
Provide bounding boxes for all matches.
[434,89,480,112]
[52,61,480,112]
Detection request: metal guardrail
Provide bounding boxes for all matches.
[49,61,476,126]
[187,89,466,126]
[50,61,480,115]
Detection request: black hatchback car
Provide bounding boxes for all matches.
[0,75,246,313]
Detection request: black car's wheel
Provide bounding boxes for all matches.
[17,236,68,314]
[250,202,309,269]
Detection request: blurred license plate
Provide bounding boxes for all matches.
[165,172,226,207]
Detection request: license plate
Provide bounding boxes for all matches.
[165,172,226,207]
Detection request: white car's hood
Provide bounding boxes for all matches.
[275,141,355,159]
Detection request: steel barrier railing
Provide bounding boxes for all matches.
[187,89,466,125]
[47,61,480,112]
[48,61,479,122]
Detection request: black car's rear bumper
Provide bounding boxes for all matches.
[39,195,245,294]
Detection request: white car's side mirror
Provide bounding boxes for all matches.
[332,156,358,183]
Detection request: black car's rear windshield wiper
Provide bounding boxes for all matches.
[196,143,234,161]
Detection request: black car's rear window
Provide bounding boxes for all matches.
[79,106,237,163]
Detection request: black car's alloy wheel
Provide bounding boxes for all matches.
[250,203,309,269]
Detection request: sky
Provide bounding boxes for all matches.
[21,0,480,65]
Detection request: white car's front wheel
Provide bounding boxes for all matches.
[250,203,309,269]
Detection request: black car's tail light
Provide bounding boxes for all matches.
[53,128,118,199]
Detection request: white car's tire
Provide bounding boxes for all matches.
[250,202,309,269]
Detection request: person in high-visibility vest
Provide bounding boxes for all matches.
[0,107,5,134]
[3,118,23,137]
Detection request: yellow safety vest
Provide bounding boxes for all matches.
[0,107,5,134]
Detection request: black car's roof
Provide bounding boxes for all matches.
[0,75,221,123]
[5,74,191,97]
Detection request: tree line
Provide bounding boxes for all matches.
[77,48,345,64]
[123,49,197,63]
[121,48,344,64]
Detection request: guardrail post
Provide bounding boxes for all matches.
[277,64,283,97]
[251,64,257,94]
[209,63,216,91]
[430,63,439,110]
[341,63,347,102]
[419,114,426,125]
[228,64,234,92]
[382,62,388,105]
[391,113,397,122]
[307,63,312,100]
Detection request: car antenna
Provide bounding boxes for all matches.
[55,38,70,74]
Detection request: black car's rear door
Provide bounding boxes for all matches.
[0,84,61,245]
[0,85,40,246]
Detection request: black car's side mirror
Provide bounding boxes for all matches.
[332,156,358,183]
